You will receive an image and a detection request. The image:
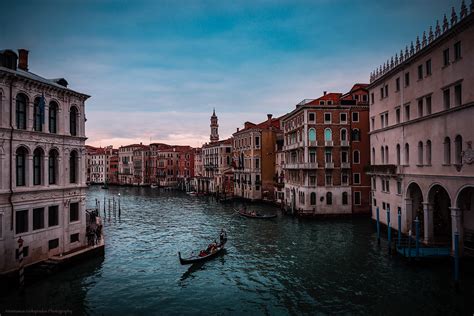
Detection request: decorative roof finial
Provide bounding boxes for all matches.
[405,46,409,59]
[435,20,441,36]
[422,31,427,47]
[395,53,399,65]
[443,14,449,31]
[390,56,394,68]
[451,7,458,26]
[416,36,421,51]
[460,0,468,18]
[410,41,415,55]
[429,26,434,42]
[400,49,404,62]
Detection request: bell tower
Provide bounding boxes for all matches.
[210,108,219,143]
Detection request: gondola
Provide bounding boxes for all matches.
[236,209,277,219]
[178,238,227,265]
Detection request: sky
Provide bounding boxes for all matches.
[1,0,461,147]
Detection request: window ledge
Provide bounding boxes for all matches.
[416,164,424,167]
[442,163,451,166]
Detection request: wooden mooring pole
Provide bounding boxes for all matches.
[376,207,380,245]
[454,232,460,283]
[18,236,24,293]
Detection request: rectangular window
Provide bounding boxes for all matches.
[341,151,348,163]
[443,89,450,110]
[342,172,348,185]
[324,113,331,123]
[397,181,402,195]
[380,87,384,99]
[255,137,260,148]
[380,114,385,128]
[426,96,432,115]
[405,104,410,121]
[455,84,462,106]
[371,93,374,104]
[382,179,386,192]
[16,210,28,234]
[49,238,59,250]
[454,41,461,60]
[255,158,260,169]
[373,198,377,207]
[309,113,315,122]
[386,179,390,193]
[48,205,59,227]
[354,192,361,205]
[352,112,359,122]
[0,214,3,238]
[382,202,386,210]
[384,85,388,98]
[417,64,423,80]
[33,207,45,230]
[371,117,375,130]
[353,173,360,185]
[426,59,432,75]
[405,72,410,86]
[70,233,79,243]
[395,77,400,91]
[319,100,325,105]
[418,99,423,117]
[70,202,79,222]
[396,107,400,124]
[443,48,450,66]
[309,175,316,186]
[325,149,332,163]
[340,113,347,124]
[325,173,332,186]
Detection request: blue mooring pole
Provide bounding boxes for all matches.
[376,207,380,245]
[387,208,391,253]
[397,209,402,248]
[415,217,420,257]
[454,233,460,283]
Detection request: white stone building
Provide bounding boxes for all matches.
[367,3,474,254]
[0,49,91,272]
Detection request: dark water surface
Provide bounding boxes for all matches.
[1,186,473,315]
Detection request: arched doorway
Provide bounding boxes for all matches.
[428,185,451,242]
[457,186,474,254]
[406,182,423,235]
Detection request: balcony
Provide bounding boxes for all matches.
[364,164,400,176]
[340,140,349,147]
[308,140,318,147]
[325,162,334,169]
[300,162,318,169]
[285,163,300,169]
[284,141,304,151]
[341,162,351,169]
[325,141,334,147]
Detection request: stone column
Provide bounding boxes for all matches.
[405,198,413,233]
[44,155,49,186]
[450,207,463,255]
[423,202,434,243]
[27,155,33,187]
[44,104,49,133]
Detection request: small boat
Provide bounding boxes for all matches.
[187,191,197,196]
[178,238,227,265]
[150,184,158,189]
[236,209,277,219]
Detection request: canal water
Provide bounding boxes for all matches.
[1,186,473,315]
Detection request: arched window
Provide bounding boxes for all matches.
[49,101,58,133]
[16,93,28,130]
[16,147,28,186]
[385,146,389,164]
[353,150,360,164]
[418,141,424,165]
[324,128,332,141]
[352,129,360,141]
[342,192,348,205]
[396,144,401,165]
[454,135,463,165]
[48,149,59,184]
[70,106,78,136]
[372,148,375,164]
[33,148,43,185]
[444,137,451,164]
[33,97,42,132]
[340,129,347,141]
[405,143,410,165]
[308,128,316,142]
[70,150,78,183]
[381,147,385,164]
[326,192,332,205]
[310,192,316,205]
[426,140,432,165]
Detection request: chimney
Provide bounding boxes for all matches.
[323,91,327,96]
[237,127,239,132]
[18,49,29,71]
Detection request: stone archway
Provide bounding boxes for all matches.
[428,184,452,243]
[406,182,424,235]
[456,186,474,254]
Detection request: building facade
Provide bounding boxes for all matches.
[118,143,146,185]
[0,49,92,272]
[281,85,371,216]
[232,114,281,201]
[367,3,474,254]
